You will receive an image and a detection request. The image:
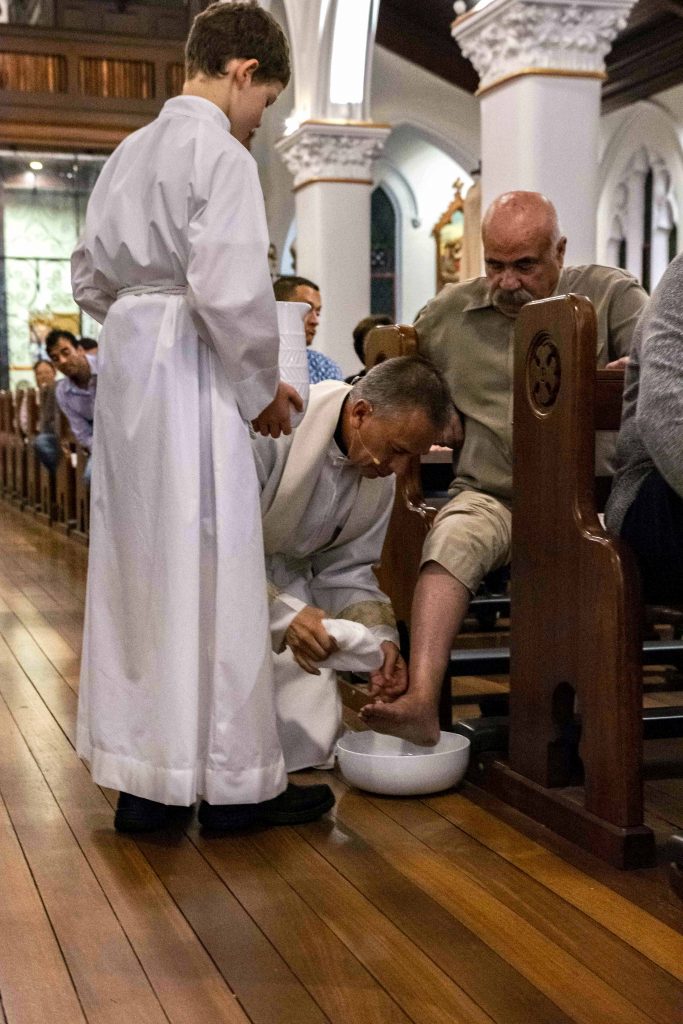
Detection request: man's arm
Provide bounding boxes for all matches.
[607,274,649,362]
[55,384,93,450]
[636,262,683,498]
[309,482,399,647]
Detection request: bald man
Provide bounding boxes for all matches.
[361,190,648,744]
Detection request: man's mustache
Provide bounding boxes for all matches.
[491,286,534,313]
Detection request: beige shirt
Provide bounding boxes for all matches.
[415,265,648,503]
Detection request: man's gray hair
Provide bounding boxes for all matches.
[351,356,453,433]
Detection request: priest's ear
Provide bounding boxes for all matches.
[349,398,373,428]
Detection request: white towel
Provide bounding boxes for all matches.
[320,619,384,673]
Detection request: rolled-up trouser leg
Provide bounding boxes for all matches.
[420,489,512,595]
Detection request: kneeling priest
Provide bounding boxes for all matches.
[252,356,455,770]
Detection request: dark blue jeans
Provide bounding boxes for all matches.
[33,432,60,475]
[621,469,683,604]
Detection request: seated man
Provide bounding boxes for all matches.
[362,190,649,744]
[46,329,97,484]
[31,359,60,474]
[606,253,682,604]
[273,275,343,383]
[251,356,454,770]
[344,313,392,383]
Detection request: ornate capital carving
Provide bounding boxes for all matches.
[452,0,638,93]
[276,121,390,190]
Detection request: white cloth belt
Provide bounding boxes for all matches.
[116,284,187,298]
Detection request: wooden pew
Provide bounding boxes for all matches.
[471,294,656,869]
[23,389,42,512]
[365,325,426,631]
[53,411,77,535]
[4,391,19,502]
[0,390,11,498]
[13,390,30,509]
[36,451,57,525]
[72,446,90,545]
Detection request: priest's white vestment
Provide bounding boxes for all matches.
[72,95,287,806]
[253,381,400,770]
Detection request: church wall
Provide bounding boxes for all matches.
[597,93,683,291]
[251,38,480,328]
[378,127,472,322]
[250,0,295,275]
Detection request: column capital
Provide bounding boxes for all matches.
[452,0,638,95]
[276,121,391,191]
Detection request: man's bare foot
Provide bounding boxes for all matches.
[359,695,441,746]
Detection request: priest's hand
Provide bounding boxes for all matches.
[286,605,338,675]
[368,641,408,701]
[252,383,304,438]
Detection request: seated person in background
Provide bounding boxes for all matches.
[273,274,343,383]
[344,313,392,383]
[31,359,61,474]
[46,329,97,484]
[252,356,454,770]
[14,380,31,439]
[605,252,683,604]
[362,190,649,745]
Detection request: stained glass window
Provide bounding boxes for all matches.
[370,185,396,321]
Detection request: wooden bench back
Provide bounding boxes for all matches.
[510,294,644,834]
[364,324,424,626]
[363,324,418,367]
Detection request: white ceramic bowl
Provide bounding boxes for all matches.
[336,730,470,796]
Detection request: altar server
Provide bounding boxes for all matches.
[72,1,333,832]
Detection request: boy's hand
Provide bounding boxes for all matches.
[285,605,338,675]
[252,383,304,438]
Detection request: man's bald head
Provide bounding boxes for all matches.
[481,191,567,317]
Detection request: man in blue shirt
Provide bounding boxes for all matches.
[273,275,343,383]
[46,329,97,484]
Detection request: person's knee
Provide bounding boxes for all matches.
[423,508,509,595]
[34,432,60,472]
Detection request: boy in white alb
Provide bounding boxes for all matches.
[72,1,333,832]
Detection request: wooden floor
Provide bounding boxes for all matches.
[1,504,683,1024]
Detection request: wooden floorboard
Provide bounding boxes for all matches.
[0,501,682,1024]
[323,781,669,1024]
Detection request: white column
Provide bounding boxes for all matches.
[651,163,674,289]
[276,122,389,374]
[625,161,647,281]
[453,0,637,264]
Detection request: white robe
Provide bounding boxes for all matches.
[72,95,287,806]
[252,382,400,771]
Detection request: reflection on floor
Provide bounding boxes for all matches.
[0,502,682,1024]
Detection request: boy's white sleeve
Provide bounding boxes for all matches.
[71,237,116,324]
[186,146,280,422]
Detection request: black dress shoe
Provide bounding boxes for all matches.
[198,782,335,831]
[114,792,170,833]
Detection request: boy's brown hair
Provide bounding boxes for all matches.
[185,1,290,86]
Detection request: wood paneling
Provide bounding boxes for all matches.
[79,56,155,100]
[0,51,67,93]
